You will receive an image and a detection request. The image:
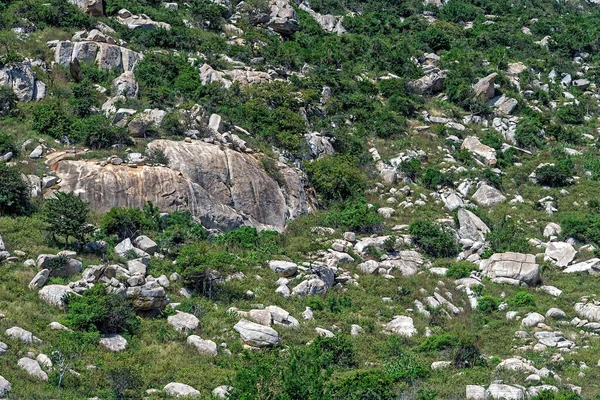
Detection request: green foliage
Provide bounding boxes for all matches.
[0,86,17,116]
[556,104,585,124]
[476,296,499,314]
[324,198,383,234]
[32,100,72,139]
[515,117,545,150]
[305,155,366,203]
[385,352,428,383]
[189,0,229,29]
[156,211,206,251]
[41,192,92,248]
[535,160,572,187]
[63,285,140,334]
[75,115,132,149]
[0,130,17,156]
[408,220,459,258]
[70,80,99,118]
[0,164,30,216]
[101,207,149,240]
[510,291,536,307]
[328,370,395,400]
[480,168,503,189]
[561,213,600,246]
[160,113,186,136]
[419,333,458,352]
[313,335,357,368]
[399,157,422,181]
[445,261,478,279]
[18,0,92,29]
[47,254,70,273]
[486,217,530,254]
[421,168,454,190]
[453,340,484,368]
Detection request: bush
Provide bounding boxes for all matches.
[515,118,545,150]
[0,164,30,216]
[486,218,530,254]
[63,285,139,334]
[408,220,459,258]
[480,168,502,189]
[324,198,383,234]
[75,115,132,149]
[313,335,357,368]
[511,291,536,307]
[385,352,428,382]
[160,113,186,136]
[419,333,458,352]
[101,207,148,240]
[0,130,17,156]
[156,211,206,250]
[399,157,422,181]
[445,261,477,279]
[215,226,281,253]
[421,168,454,189]
[32,100,72,139]
[535,161,572,187]
[556,104,585,124]
[561,214,600,246]
[476,296,498,314]
[0,86,17,116]
[453,340,484,368]
[305,155,366,203]
[328,370,395,400]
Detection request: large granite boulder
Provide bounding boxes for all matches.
[457,208,490,242]
[472,184,506,206]
[53,41,143,73]
[164,382,200,398]
[39,285,77,309]
[0,61,46,102]
[69,0,103,16]
[474,73,498,101]
[99,334,127,352]
[267,0,300,35]
[112,71,138,98]
[187,335,218,356]
[407,72,446,95]
[545,242,576,267]
[233,319,280,347]
[385,316,417,337]
[116,9,171,30]
[52,139,316,232]
[480,252,540,286]
[574,302,600,322]
[168,311,199,333]
[461,136,497,167]
[0,376,10,396]
[126,281,168,311]
[17,358,48,381]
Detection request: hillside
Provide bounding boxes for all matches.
[2,0,600,398]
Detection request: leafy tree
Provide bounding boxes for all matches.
[305,155,366,203]
[51,331,99,389]
[32,100,72,139]
[515,117,545,150]
[535,161,572,187]
[0,164,30,216]
[101,207,148,240]
[408,220,459,257]
[41,192,92,248]
[324,198,383,233]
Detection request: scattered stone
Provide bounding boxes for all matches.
[163,382,200,398]
[168,311,200,333]
[233,319,280,347]
[99,334,127,352]
[187,335,218,356]
[17,358,48,381]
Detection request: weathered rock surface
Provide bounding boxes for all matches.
[5,327,39,344]
[407,72,446,95]
[480,252,540,286]
[29,269,49,290]
[126,281,168,311]
[187,335,218,356]
[112,71,138,98]
[457,208,490,242]
[486,383,524,399]
[168,311,200,333]
[0,375,10,396]
[0,61,46,102]
[266,0,300,35]
[474,73,498,101]
[233,319,280,347]
[69,0,103,16]
[545,242,576,267]
[164,382,200,397]
[291,278,327,296]
[38,285,76,309]
[574,302,600,322]
[385,316,417,337]
[116,9,171,30]
[462,136,497,167]
[472,184,506,206]
[268,260,298,277]
[53,41,143,73]
[52,139,316,232]
[199,64,272,88]
[17,358,48,381]
[99,334,127,352]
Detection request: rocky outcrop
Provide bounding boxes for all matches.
[385,316,417,337]
[116,9,171,30]
[267,0,300,35]
[461,136,496,167]
[472,184,506,206]
[51,40,143,73]
[480,252,540,286]
[199,64,271,88]
[0,61,46,102]
[112,71,138,98]
[457,208,490,243]
[407,72,446,95]
[474,73,497,101]
[51,139,316,232]
[69,0,103,16]
[298,2,345,34]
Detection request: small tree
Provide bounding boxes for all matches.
[0,164,30,216]
[41,192,93,248]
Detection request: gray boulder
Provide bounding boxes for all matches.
[164,382,200,398]
[29,269,49,290]
[5,326,39,344]
[126,281,168,311]
[168,311,200,333]
[291,278,327,296]
[268,260,298,277]
[461,136,497,167]
[36,254,82,277]
[458,208,490,242]
[385,316,417,337]
[212,385,233,399]
[545,242,576,267]
[480,252,540,286]
[0,61,46,102]
[574,302,600,322]
[133,235,158,255]
[17,358,48,381]
[233,319,280,347]
[99,334,127,352]
[474,73,497,101]
[0,375,10,396]
[187,335,218,356]
[485,383,524,399]
[112,71,138,98]
[39,285,76,309]
[472,184,506,206]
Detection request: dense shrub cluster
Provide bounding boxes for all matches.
[408,220,459,258]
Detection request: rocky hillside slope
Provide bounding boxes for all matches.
[2,0,600,398]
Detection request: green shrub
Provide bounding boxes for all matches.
[70,80,99,118]
[328,370,395,400]
[156,211,206,250]
[305,155,366,203]
[480,131,503,150]
[313,335,357,368]
[535,160,572,187]
[32,100,72,139]
[455,148,473,166]
[75,115,132,149]
[101,207,148,240]
[476,296,498,314]
[419,333,458,352]
[160,113,186,136]
[445,261,477,279]
[324,198,383,233]
[63,285,139,334]
[510,291,536,307]
[385,352,428,382]
[0,86,17,116]
[41,191,93,248]
[561,213,600,246]
[480,168,502,189]
[453,340,484,368]
[0,130,17,156]
[399,157,422,181]
[421,168,454,189]
[556,104,585,124]
[515,117,545,150]
[0,164,30,216]
[486,218,530,253]
[408,220,459,258]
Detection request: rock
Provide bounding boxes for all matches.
[128,258,147,276]
[163,382,200,398]
[187,335,218,356]
[545,242,576,267]
[53,40,143,73]
[546,308,566,319]
[315,327,335,337]
[407,72,446,95]
[116,9,171,30]
[168,311,200,333]
[48,322,71,331]
[266,0,300,35]
[39,285,76,309]
[543,223,562,237]
[490,95,518,115]
[99,334,127,352]
[521,312,545,328]
[212,385,233,399]
[466,385,486,399]
[126,281,168,311]
[53,139,316,232]
[36,353,52,368]
[378,207,395,218]
[480,252,540,286]
[539,286,562,297]
[29,145,43,159]
[462,136,497,167]
[0,61,46,102]
[247,309,272,326]
[472,184,506,206]
[474,73,498,101]
[457,208,490,242]
[5,327,38,344]
[69,0,103,16]
[36,254,82,277]
[133,235,158,254]
[563,258,600,274]
[233,319,280,347]
[114,238,148,258]
[351,324,363,336]
[0,342,7,355]
[0,375,10,396]
[486,383,524,399]
[112,71,138,98]
[268,260,298,277]
[385,316,417,337]
[431,361,452,370]
[17,358,48,381]
[291,278,327,296]
[28,269,49,290]
[443,192,464,211]
[0,234,4,251]
[496,357,538,374]
[305,132,335,158]
[574,302,600,322]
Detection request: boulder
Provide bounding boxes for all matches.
[563,258,600,274]
[267,0,300,35]
[115,238,148,258]
[486,383,524,399]
[545,242,576,267]
[29,269,49,290]
[126,281,168,311]
[36,255,82,277]
[496,357,538,374]
[5,327,38,344]
[212,385,233,399]
[385,316,417,337]
[187,335,218,356]
[291,278,327,296]
[53,41,143,73]
[574,302,600,322]
[543,223,561,237]
[0,61,46,102]
[546,308,566,319]
[17,358,48,381]
[168,311,200,333]
[164,382,200,398]
[521,312,545,328]
[233,319,280,347]
[474,73,498,101]
[466,385,486,400]
[268,260,298,277]
[461,136,497,167]
[127,258,147,276]
[480,252,540,286]
[116,9,171,30]
[52,139,316,232]
[305,132,335,158]
[133,235,158,254]
[407,72,446,95]
[39,285,76,309]
[472,184,506,206]
[112,71,138,98]
[0,375,10,396]
[68,0,103,16]
[99,334,127,352]
[457,208,490,242]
